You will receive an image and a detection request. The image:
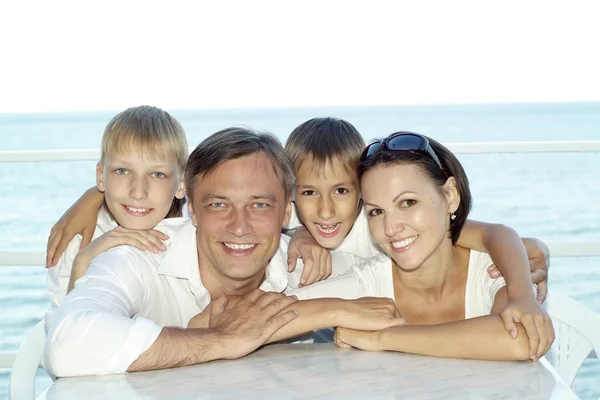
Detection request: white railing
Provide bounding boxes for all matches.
[1,141,599,369]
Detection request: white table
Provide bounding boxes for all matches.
[38,344,579,399]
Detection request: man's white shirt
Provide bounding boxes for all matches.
[45,218,357,377]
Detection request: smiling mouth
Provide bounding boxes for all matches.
[221,242,258,257]
[314,222,341,237]
[123,205,152,216]
[391,235,418,251]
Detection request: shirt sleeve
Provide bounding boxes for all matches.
[44,247,163,377]
[286,254,386,300]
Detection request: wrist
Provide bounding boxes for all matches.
[506,283,535,300]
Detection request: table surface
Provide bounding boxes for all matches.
[38,344,579,400]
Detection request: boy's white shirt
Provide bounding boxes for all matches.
[285,202,382,259]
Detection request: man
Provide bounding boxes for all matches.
[45,127,402,377]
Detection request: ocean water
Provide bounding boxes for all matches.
[0,102,599,399]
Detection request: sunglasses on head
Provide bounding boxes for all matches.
[360,132,449,179]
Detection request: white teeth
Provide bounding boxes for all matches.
[392,235,418,249]
[224,243,256,250]
[127,206,149,213]
[315,223,340,234]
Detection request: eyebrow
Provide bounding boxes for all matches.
[108,159,173,170]
[363,191,416,208]
[297,181,356,189]
[201,194,278,202]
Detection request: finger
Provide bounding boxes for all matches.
[210,294,229,316]
[265,309,299,337]
[304,254,322,286]
[544,316,555,354]
[500,309,518,339]
[81,227,94,248]
[536,281,548,303]
[520,314,539,361]
[287,252,299,273]
[46,230,63,267]
[487,265,501,278]
[530,269,547,285]
[534,314,549,359]
[299,254,314,287]
[244,289,266,304]
[126,231,166,252]
[334,329,353,349]
[259,293,297,312]
[52,235,74,266]
[149,229,170,241]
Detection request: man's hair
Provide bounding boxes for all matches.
[100,105,188,217]
[185,127,294,201]
[284,117,366,175]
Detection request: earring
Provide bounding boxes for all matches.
[450,213,456,221]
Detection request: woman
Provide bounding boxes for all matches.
[291,131,554,361]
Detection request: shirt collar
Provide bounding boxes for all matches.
[158,219,291,294]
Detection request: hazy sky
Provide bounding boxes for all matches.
[1,0,599,113]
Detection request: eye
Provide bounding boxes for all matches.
[301,190,316,196]
[253,202,269,209]
[210,202,225,209]
[400,199,417,207]
[334,187,349,195]
[152,172,167,179]
[115,168,128,175]
[368,208,383,217]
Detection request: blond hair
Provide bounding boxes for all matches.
[100,105,188,173]
[100,105,188,218]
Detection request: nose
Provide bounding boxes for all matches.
[384,212,405,238]
[129,175,148,201]
[317,195,335,220]
[227,207,253,237]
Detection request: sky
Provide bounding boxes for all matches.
[1,0,599,113]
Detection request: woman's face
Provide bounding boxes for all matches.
[361,163,458,270]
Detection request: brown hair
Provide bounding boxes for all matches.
[100,105,188,217]
[285,117,365,175]
[358,132,472,244]
[185,127,294,201]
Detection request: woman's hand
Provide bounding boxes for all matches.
[499,297,555,361]
[287,226,332,287]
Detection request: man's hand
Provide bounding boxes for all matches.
[287,226,332,287]
[46,187,103,267]
[208,290,300,359]
[487,237,550,302]
[339,297,405,331]
[499,297,555,361]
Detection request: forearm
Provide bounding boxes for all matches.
[128,327,226,372]
[266,298,348,343]
[80,186,105,210]
[460,220,533,299]
[378,315,530,361]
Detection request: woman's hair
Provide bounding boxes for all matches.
[285,117,365,175]
[100,105,188,218]
[358,132,472,244]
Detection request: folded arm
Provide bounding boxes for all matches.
[336,287,543,361]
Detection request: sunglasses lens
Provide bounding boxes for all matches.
[386,134,427,152]
[364,141,383,158]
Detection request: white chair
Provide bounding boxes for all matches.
[9,320,47,400]
[544,291,600,387]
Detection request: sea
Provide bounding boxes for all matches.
[0,102,599,399]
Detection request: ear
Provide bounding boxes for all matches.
[188,198,197,226]
[283,197,293,227]
[175,180,186,200]
[96,162,106,193]
[442,177,460,214]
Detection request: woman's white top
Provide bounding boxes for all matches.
[290,250,507,319]
[285,203,382,259]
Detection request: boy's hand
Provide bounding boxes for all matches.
[79,226,169,263]
[46,187,103,268]
[287,226,332,287]
[499,297,555,361]
[487,237,550,302]
[335,328,384,351]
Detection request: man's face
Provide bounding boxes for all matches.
[189,152,292,283]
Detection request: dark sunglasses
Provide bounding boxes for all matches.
[360,132,449,178]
